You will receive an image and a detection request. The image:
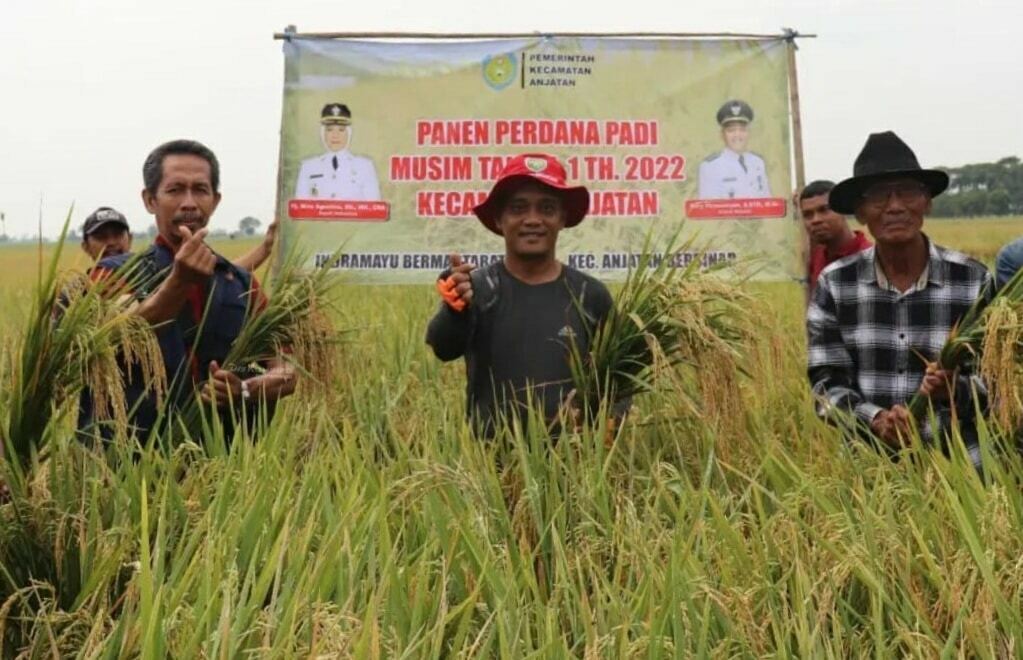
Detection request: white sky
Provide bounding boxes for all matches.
[1,0,1021,237]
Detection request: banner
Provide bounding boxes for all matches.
[278,36,797,282]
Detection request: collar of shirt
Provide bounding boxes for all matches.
[721,149,745,163]
[859,236,946,294]
[155,233,177,253]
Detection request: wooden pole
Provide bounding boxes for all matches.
[273,30,816,41]
[786,31,806,192]
[784,29,810,295]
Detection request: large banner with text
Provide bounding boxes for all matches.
[278,36,797,282]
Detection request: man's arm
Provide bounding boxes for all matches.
[425,254,475,361]
[203,357,296,407]
[995,239,1023,290]
[806,281,882,427]
[134,227,216,325]
[697,160,713,199]
[233,219,278,273]
[925,271,996,419]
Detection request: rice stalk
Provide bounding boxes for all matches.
[979,298,1023,430]
[170,246,346,440]
[0,211,165,487]
[568,233,754,425]
[908,266,1023,423]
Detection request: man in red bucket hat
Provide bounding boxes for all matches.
[426,153,614,436]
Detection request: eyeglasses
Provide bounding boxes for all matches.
[860,182,929,208]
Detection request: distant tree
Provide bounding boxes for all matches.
[931,156,1023,217]
[986,189,1011,216]
[238,217,261,236]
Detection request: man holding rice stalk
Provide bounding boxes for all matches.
[807,131,994,466]
[426,153,615,436]
[79,139,296,441]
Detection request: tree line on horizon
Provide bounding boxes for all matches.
[930,156,1023,218]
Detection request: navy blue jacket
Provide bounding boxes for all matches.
[78,240,259,441]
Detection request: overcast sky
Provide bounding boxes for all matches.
[1,0,1020,237]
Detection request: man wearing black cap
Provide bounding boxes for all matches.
[81,205,278,273]
[294,102,381,201]
[81,206,132,260]
[425,153,615,435]
[807,131,993,465]
[698,100,771,200]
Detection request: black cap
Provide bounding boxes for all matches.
[829,131,949,214]
[82,207,130,236]
[716,100,754,126]
[321,103,352,125]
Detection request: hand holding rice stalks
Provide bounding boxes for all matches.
[175,246,345,439]
[567,234,754,422]
[907,267,1023,428]
[221,247,343,392]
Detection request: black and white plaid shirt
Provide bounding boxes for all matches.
[807,238,993,453]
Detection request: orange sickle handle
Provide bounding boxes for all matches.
[436,276,466,312]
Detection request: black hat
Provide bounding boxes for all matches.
[830,131,949,214]
[716,100,753,126]
[82,207,129,236]
[321,103,352,126]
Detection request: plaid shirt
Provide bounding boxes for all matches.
[807,238,993,453]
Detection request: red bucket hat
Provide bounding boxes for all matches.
[472,153,590,235]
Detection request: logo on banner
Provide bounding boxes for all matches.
[482,54,517,90]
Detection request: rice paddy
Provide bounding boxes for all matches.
[1,216,1022,657]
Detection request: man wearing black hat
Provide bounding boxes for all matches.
[294,102,381,201]
[698,100,771,200]
[807,131,993,464]
[81,206,132,261]
[425,153,616,436]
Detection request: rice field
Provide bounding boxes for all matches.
[0,217,1022,657]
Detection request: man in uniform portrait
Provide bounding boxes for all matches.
[698,99,771,200]
[294,103,381,201]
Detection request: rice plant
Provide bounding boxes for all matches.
[567,234,756,426]
[908,266,1023,428]
[0,212,164,492]
[1,222,1023,656]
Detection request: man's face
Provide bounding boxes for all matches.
[324,124,350,151]
[82,225,132,260]
[855,178,931,247]
[721,122,749,152]
[142,154,221,246]
[496,183,566,260]
[800,194,848,245]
